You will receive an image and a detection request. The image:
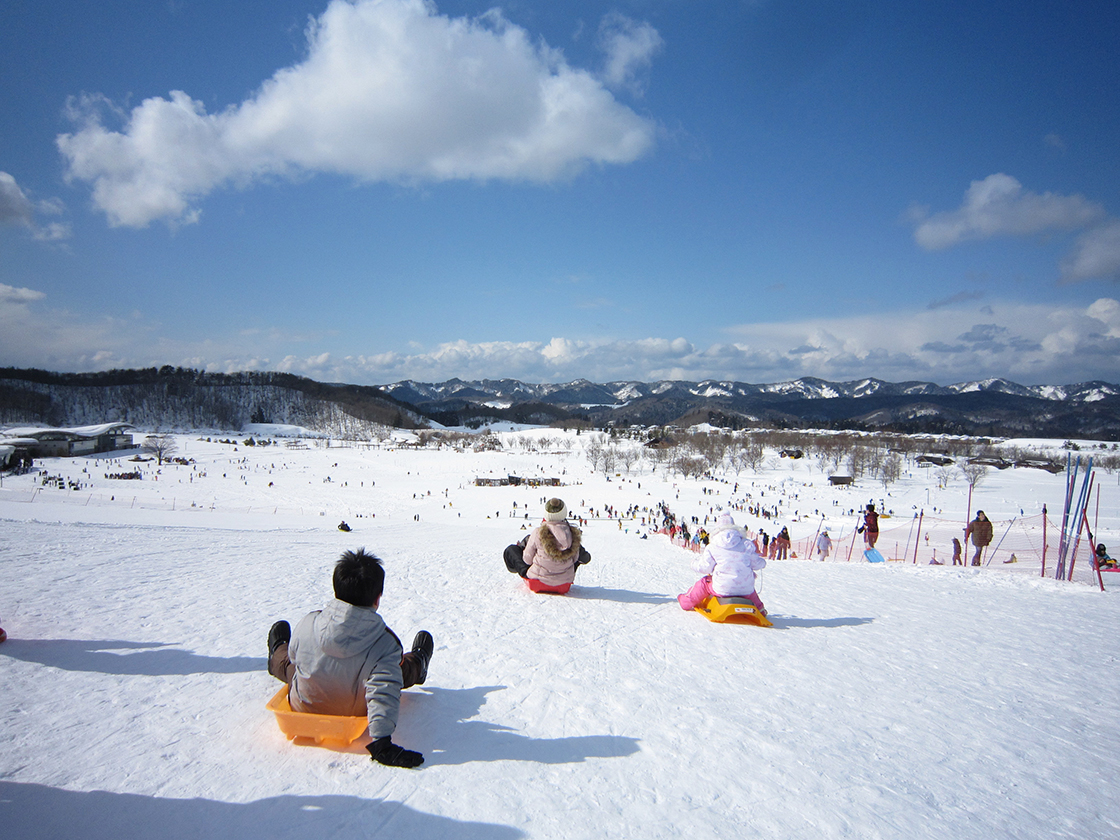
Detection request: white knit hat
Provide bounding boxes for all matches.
[544,498,568,521]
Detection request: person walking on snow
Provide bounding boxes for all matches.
[964,510,993,566]
[858,504,880,549]
[774,526,791,560]
[678,513,767,615]
[816,529,833,561]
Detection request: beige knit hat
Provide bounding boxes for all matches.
[544,498,568,521]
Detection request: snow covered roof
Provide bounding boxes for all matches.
[1,423,134,443]
[1,422,134,441]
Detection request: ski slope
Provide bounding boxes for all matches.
[2,430,1118,839]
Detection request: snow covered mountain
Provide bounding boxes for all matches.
[385,376,1120,407]
[3,367,1119,439]
[383,376,1120,438]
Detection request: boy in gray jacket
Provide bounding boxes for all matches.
[267,548,433,768]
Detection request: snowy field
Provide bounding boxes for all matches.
[2,428,1119,839]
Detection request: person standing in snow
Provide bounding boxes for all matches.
[816,529,833,561]
[858,504,880,549]
[678,513,767,615]
[503,498,590,594]
[951,537,963,566]
[774,526,791,560]
[266,548,433,768]
[964,511,993,566]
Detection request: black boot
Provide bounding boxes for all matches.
[268,620,291,658]
[411,631,433,685]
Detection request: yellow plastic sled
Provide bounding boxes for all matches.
[266,686,368,747]
[694,596,773,627]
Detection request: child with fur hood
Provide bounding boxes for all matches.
[678,513,767,614]
[503,498,589,594]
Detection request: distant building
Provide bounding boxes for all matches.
[916,454,953,467]
[475,475,562,487]
[1,423,136,458]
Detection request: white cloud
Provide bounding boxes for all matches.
[1061,219,1120,282]
[0,283,46,305]
[8,282,1119,387]
[0,172,35,225]
[58,0,658,228]
[912,173,1105,250]
[597,13,663,94]
[0,172,71,240]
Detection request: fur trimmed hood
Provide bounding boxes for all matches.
[537,521,582,561]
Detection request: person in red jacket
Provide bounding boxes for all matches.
[964,511,993,566]
[858,504,880,548]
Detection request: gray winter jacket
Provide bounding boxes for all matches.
[287,598,403,739]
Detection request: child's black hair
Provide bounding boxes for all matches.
[333,548,385,607]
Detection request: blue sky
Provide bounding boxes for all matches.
[2,0,1119,387]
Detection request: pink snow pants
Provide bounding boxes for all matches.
[677,575,764,612]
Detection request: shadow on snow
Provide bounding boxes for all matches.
[0,639,260,675]
[565,586,676,605]
[765,616,875,629]
[0,781,524,840]
[396,685,641,766]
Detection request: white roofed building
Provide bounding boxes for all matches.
[0,423,136,458]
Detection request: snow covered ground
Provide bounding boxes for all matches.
[2,429,1119,839]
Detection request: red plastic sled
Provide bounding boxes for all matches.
[694,596,773,627]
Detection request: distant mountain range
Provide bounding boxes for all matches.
[3,367,1119,440]
[383,376,1120,439]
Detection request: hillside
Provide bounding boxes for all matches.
[0,367,425,436]
[4,368,1120,439]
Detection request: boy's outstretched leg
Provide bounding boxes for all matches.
[401,631,433,688]
[267,620,293,682]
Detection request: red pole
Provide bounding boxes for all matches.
[913,510,924,564]
[1041,505,1047,578]
[1079,507,1106,592]
[964,482,973,563]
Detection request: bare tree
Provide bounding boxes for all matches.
[730,438,765,472]
[584,435,602,472]
[617,445,641,475]
[880,452,903,489]
[958,463,989,490]
[935,465,955,489]
[143,434,178,465]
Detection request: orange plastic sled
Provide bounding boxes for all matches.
[694,596,773,627]
[266,686,368,746]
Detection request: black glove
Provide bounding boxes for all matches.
[367,736,424,768]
